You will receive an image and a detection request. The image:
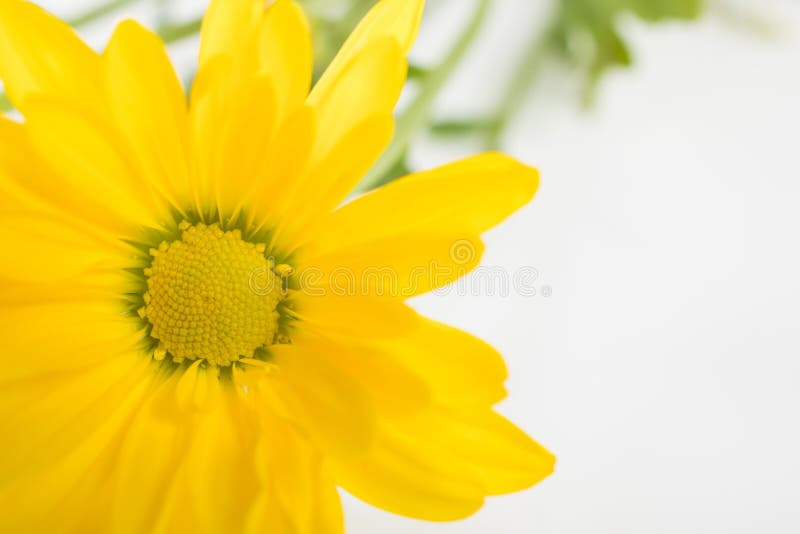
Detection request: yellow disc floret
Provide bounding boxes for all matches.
[140,222,284,366]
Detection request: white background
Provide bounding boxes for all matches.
[34,0,800,532]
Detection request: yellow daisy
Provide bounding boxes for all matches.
[0,0,555,532]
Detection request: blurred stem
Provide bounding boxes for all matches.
[355,0,491,193]
[158,17,203,43]
[709,0,779,38]
[307,0,376,82]
[67,0,138,26]
[153,0,173,28]
[486,30,551,149]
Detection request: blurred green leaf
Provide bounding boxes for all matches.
[626,0,703,21]
[407,64,432,81]
[550,0,704,103]
[0,93,11,113]
[365,150,411,191]
[430,119,491,137]
[356,0,491,192]
[302,0,376,82]
[67,0,137,26]
[157,17,202,44]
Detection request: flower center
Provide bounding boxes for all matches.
[139,222,284,366]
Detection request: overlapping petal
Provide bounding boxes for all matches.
[310,0,425,100]
[0,302,144,382]
[0,114,149,238]
[270,340,376,458]
[250,412,345,534]
[194,0,313,219]
[0,0,103,113]
[332,406,554,521]
[104,20,192,213]
[371,317,510,408]
[288,293,420,338]
[0,353,153,532]
[301,152,539,258]
[23,96,170,228]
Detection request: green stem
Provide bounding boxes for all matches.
[67,0,139,27]
[354,0,491,193]
[486,29,551,149]
[309,0,376,82]
[153,0,174,28]
[710,0,777,38]
[158,17,203,44]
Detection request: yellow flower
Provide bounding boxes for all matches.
[0,0,554,532]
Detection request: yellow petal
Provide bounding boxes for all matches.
[374,317,509,408]
[331,425,485,521]
[0,0,102,112]
[210,76,279,219]
[332,405,554,521]
[112,372,189,534]
[0,210,128,285]
[255,0,313,117]
[245,105,316,235]
[284,334,429,419]
[0,276,124,306]
[189,54,232,218]
[0,353,152,532]
[244,493,295,534]
[391,406,556,495]
[296,234,484,299]
[0,352,150,478]
[276,114,394,247]
[175,360,222,412]
[195,1,311,161]
[326,341,430,418]
[309,478,344,534]
[149,474,204,534]
[288,293,420,338]
[253,413,344,534]
[182,388,260,534]
[23,96,169,229]
[0,301,143,383]
[307,37,405,168]
[303,0,421,188]
[270,341,376,458]
[199,0,263,67]
[304,153,539,259]
[104,20,192,212]
[311,0,424,102]
[0,115,139,237]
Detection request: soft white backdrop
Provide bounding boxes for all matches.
[33,0,800,532]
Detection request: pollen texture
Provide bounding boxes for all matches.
[140,222,284,366]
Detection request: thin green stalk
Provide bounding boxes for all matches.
[158,17,203,44]
[355,0,491,193]
[308,0,376,82]
[486,29,551,149]
[710,0,778,38]
[67,0,139,26]
[153,0,175,29]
